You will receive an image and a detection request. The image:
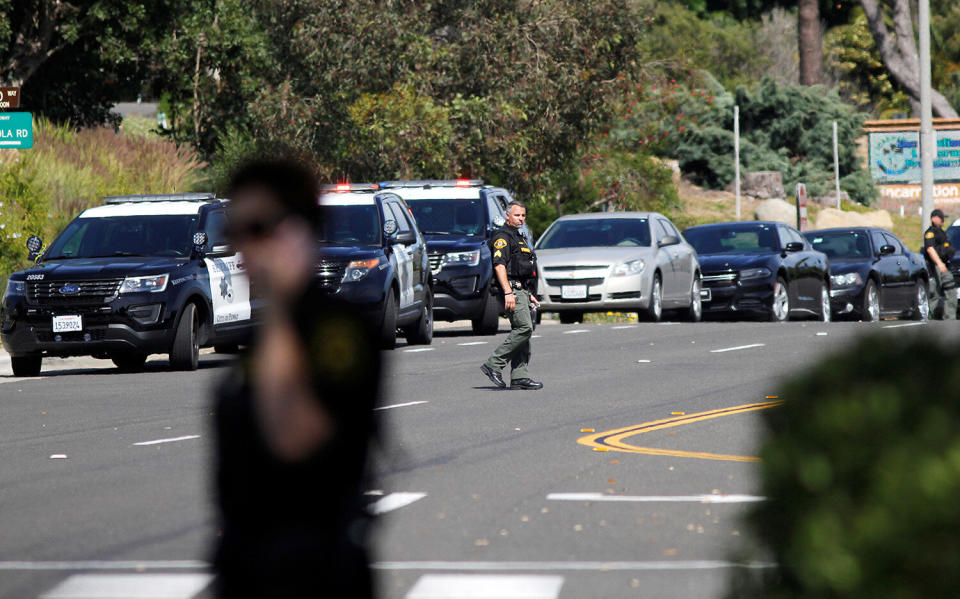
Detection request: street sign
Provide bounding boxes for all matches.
[0,112,33,149]
[0,87,19,109]
[796,183,808,231]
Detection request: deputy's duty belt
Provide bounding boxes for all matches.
[508,280,525,289]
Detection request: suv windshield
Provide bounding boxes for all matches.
[805,231,872,259]
[44,215,199,260]
[684,224,780,255]
[537,219,651,249]
[406,199,485,236]
[317,205,381,246]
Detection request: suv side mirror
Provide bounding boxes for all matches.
[210,243,234,257]
[26,235,43,261]
[879,244,896,256]
[658,235,680,248]
[784,241,804,252]
[389,230,416,245]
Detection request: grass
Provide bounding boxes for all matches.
[0,117,207,287]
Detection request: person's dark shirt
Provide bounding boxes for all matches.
[490,225,535,282]
[924,224,954,265]
[212,284,380,598]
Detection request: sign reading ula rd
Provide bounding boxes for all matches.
[0,112,33,149]
[0,87,20,109]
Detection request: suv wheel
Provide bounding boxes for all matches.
[380,290,398,349]
[403,288,434,345]
[112,353,147,372]
[472,292,500,335]
[11,355,42,377]
[170,302,200,370]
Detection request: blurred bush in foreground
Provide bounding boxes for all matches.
[728,333,960,598]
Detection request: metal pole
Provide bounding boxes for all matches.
[734,105,741,220]
[919,0,935,231]
[833,121,841,209]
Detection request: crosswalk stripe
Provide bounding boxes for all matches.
[406,574,563,599]
[369,492,427,515]
[40,573,212,599]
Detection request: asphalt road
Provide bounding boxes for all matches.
[0,318,946,599]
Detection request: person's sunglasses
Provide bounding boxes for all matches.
[227,212,287,241]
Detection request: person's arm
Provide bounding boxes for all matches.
[927,246,948,273]
[495,263,515,311]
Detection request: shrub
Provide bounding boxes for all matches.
[729,333,960,598]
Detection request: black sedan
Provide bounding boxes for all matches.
[683,221,830,321]
[803,227,929,321]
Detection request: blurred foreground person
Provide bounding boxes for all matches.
[212,160,380,598]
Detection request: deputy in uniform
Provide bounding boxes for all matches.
[480,200,543,390]
[924,208,957,320]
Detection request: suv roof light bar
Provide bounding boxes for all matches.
[320,183,380,192]
[104,192,217,204]
[379,179,484,189]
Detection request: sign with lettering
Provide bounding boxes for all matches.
[869,130,960,184]
[0,112,33,148]
[0,87,19,109]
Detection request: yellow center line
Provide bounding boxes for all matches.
[577,400,783,462]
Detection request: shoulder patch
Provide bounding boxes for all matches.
[926,232,935,239]
[494,238,508,249]
[494,249,502,258]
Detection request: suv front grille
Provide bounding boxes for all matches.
[27,279,123,305]
[428,253,443,275]
[315,260,349,291]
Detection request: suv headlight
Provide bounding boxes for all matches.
[119,273,169,294]
[739,267,772,281]
[3,279,25,299]
[443,250,481,267]
[830,272,863,288]
[342,257,385,282]
[612,259,645,277]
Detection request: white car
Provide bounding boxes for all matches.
[535,212,702,323]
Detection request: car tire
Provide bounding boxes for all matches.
[214,343,239,354]
[403,288,434,345]
[861,279,880,322]
[818,280,831,322]
[559,311,583,324]
[472,292,500,335]
[11,355,41,377]
[645,274,663,322]
[380,290,398,349]
[112,353,147,372]
[911,280,930,321]
[769,277,790,322]
[686,275,703,322]
[170,302,199,371]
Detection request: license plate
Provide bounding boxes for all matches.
[700,288,712,302]
[52,314,82,333]
[561,285,588,300]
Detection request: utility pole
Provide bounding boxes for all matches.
[919,0,935,232]
[734,105,741,220]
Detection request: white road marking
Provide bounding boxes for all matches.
[132,435,200,447]
[375,561,774,571]
[374,401,429,411]
[546,492,765,503]
[611,325,637,330]
[369,492,427,515]
[562,329,589,335]
[883,322,926,329]
[532,335,542,339]
[49,454,68,459]
[816,332,828,336]
[404,348,436,353]
[0,561,207,571]
[40,573,212,599]
[710,343,765,353]
[406,574,563,599]
[636,360,652,363]
[457,341,489,346]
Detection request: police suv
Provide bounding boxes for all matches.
[379,179,521,334]
[1,193,254,375]
[317,184,433,349]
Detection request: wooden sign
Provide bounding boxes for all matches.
[0,87,20,109]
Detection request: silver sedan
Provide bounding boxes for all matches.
[535,212,702,323]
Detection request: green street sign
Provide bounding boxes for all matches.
[0,112,33,149]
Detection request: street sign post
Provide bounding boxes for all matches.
[796,183,808,232]
[0,112,33,148]
[0,87,20,109]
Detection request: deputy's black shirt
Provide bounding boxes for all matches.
[924,224,954,265]
[490,225,536,282]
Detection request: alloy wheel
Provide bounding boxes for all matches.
[772,280,789,321]
[867,284,880,322]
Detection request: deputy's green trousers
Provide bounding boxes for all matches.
[929,268,958,320]
[485,289,533,382]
